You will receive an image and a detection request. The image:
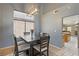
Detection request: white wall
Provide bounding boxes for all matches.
[41,3,79,48]
[0,4,13,48]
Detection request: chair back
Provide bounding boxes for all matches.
[40,35,49,51]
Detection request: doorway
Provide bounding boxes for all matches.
[62,15,79,55]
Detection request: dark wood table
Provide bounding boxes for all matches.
[20,35,40,56]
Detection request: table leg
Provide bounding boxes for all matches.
[29,43,33,56]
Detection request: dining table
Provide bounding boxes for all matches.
[20,34,40,56]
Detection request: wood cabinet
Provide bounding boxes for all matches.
[63,31,71,42]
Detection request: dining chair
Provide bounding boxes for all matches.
[13,35,30,56]
[33,35,50,56]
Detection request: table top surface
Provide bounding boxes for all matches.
[20,35,40,43]
[20,33,49,43]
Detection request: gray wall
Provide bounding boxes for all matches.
[0,4,3,48]
[34,5,42,37]
[41,12,63,48]
[41,3,79,48]
[0,4,13,48]
[0,4,41,48]
[77,24,79,48]
[34,14,41,37]
[1,3,79,48]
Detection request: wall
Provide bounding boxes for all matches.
[0,4,41,55]
[0,4,41,48]
[77,24,79,48]
[34,14,41,37]
[41,3,79,48]
[0,4,3,48]
[41,12,63,48]
[0,4,13,48]
[34,5,41,37]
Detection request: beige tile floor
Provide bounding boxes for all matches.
[49,36,78,56]
[8,36,79,56]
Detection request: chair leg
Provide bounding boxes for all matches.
[47,49,49,56]
[32,48,34,56]
[40,52,42,56]
[15,52,19,56]
[25,50,28,56]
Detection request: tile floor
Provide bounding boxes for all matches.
[49,36,78,56]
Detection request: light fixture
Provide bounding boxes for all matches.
[29,8,38,15]
[27,5,38,15]
[53,10,58,14]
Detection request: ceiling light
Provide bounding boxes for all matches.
[53,10,58,14]
[29,8,38,15]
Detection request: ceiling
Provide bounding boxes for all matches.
[11,3,25,12]
[39,3,67,14]
[63,15,79,26]
[24,3,38,13]
[11,3,67,14]
[11,4,79,26]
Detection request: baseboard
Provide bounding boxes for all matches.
[0,46,14,56]
[49,44,63,49]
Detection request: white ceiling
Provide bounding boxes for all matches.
[11,4,79,26]
[39,3,67,14]
[12,4,79,26]
[11,3,67,14]
[63,15,79,26]
[11,3,25,12]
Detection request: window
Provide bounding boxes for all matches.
[14,11,34,21]
[13,11,34,37]
[25,22,34,32]
[13,20,25,37]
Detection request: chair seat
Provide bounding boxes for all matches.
[33,44,47,52]
[18,43,30,52]
[18,41,26,46]
[17,38,23,42]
